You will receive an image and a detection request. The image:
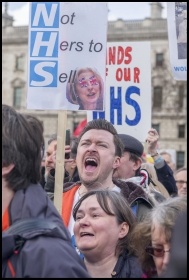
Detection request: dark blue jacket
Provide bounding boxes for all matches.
[155,161,178,196]
[2,184,90,278]
[111,251,144,278]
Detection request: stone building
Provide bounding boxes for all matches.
[2,2,187,168]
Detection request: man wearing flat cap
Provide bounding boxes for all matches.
[113,134,144,181]
[113,130,177,197]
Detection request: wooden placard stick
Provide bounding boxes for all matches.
[54,110,67,214]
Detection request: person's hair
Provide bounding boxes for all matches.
[47,134,57,145]
[2,104,44,191]
[129,196,187,277]
[174,166,187,176]
[73,189,136,256]
[78,119,124,157]
[141,162,170,199]
[66,67,104,110]
[159,150,175,164]
[129,152,141,163]
[128,152,142,176]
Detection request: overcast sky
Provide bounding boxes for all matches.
[2,2,167,26]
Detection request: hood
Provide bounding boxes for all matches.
[9,184,66,232]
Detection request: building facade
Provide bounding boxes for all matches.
[2,3,187,168]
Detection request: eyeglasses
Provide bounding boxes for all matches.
[145,246,170,258]
[175,180,187,185]
[78,76,99,88]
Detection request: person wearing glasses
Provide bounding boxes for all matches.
[174,167,187,196]
[66,67,104,111]
[129,196,187,277]
[161,210,187,278]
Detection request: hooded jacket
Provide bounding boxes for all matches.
[2,184,90,278]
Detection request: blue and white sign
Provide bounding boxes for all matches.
[27,2,108,110]
[167,2,187,81]
[87,42,151,142]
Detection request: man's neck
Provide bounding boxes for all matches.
[79,180,115,196]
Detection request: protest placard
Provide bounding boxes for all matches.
[27,2,108,111]
[87,41,151,142]
[167,2,187,81]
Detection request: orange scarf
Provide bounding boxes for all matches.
[2,208,10,231]
[62,185,80,226]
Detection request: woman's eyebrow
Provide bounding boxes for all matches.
[77,207,100,214]
[89,75,95,79]
[78,77,85,82]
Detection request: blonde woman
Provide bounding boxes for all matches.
[66,67,104,111]
[129,196,187,277]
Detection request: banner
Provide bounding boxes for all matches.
[27,2,108,110]
[87,41,151,142]
[167,2,187,81]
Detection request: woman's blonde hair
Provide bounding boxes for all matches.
[66,67,104,109]
[129,195,187,277]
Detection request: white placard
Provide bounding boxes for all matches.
[27,2,108,110]
[167,2,187,81]
[87,41,151,142]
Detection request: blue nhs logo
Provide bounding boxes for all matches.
[29,2,59,87]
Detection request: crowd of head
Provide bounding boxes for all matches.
[2,104,187,278]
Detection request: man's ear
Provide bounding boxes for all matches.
[133,158,142,171]
[2,164,15,176]
[71,159,77,169]
[113,157,121,169]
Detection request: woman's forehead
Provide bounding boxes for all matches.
[78,70,94,78]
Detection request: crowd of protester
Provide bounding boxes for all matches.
[2,104,187,278]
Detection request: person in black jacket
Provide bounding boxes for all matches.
[73,190,144,278]
[145,128,178,196]
[113,129,177,197]
[2,104,90,278]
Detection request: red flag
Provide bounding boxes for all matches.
[73,119,87,137]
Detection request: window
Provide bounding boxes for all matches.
[13,87,22,109]
[178,85,184,108]
[178,124,185,138]
[176,151,185,169]
[156,53,164,67]
[153,86,162,109]
[152,124,160,135]
[15,55,24,71]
